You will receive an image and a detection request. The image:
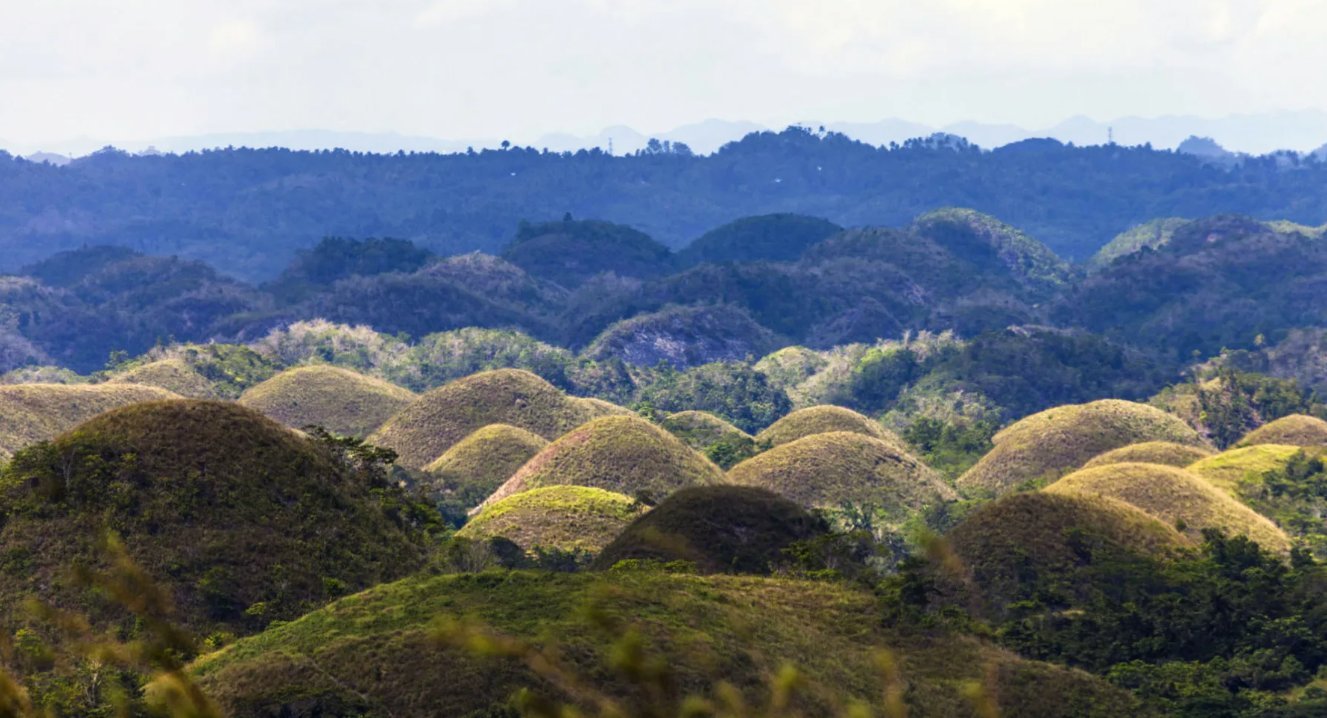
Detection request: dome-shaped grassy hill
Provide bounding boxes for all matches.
[944,492,1191,617]
[458,485,644,555]
[239,364,416,438]
[189,571,1140,718]
[501,218,674,288]
[480,415,723,509]
[0,400,427,637]
[755,405,903,448]
[583,304,780,369]
[753,345,828,392]
[677,213,843,265]
[420,423,549,509]
[957,399,1207,496]
[660,410,757,469]
[1082,441,1215,470]
[727,431,955,515]
[368,369,615,468]
[1043,462,1291,552]
[593,486,825,573]
[0,382,181,461]
[108,357,219,398]
[1187,444,1306,494]
[1237,414,1327,447]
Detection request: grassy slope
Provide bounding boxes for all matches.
[1082,441,1215,470]
[190,571,1141,718]
[420,423,549,507]
[239,364,416,438]
[458,485,644,554]
[481,415,724,509]
[108,357,220,398]
[0,382,181,460]
[1237,414,1327,448]
[661,410,753,449]
[1086,217,1188,270]
[0,400,428,637]
[1187,444,1306,494]
[727,431,956,515]
[369,369,613,468]
[1043,462,1291,552]
[755,405,903,448]
[958,399,1207,496]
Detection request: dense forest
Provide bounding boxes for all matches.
[4,127,1327,278]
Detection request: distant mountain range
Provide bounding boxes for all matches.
[10,111,1327,161]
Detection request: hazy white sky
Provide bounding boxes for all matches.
[1,0,1324,146]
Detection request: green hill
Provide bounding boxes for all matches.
[910,208,1073,297]
[1086,218,1188,270]
[189,571,1140,718]
[1236,414,1327,447]
[593,485,826,573]
[727,431,955,515]
[943,492,1191,618]
[458,485,644,555]
[1187,444,1306,494]
[239,364,416,438]
[1082,441,1215,470]
[659,410,757,469]
[958,399,1207,496]
[0,382,181,461]
[0,400,428,640]
[1043,462,1291,552]
[480,415,724,509]
[677,213,843,265]
[501,218,674,288]
[755,405,903,448]
[583,303,780,369]
[419,423,549,510]
[368,369,614,468]
[107,357,220,398]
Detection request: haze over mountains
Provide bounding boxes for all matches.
[13,110,1327,160]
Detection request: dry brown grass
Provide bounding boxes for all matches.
[0,382,181,460]
[419,423,549,508]
[1237,414,1327,448]
[755,405,904,448]
[1044,462,1291,552]
[479,415,724,510]
[1082,441,1215,470]
[727,431,955,516]
[958,399,1207,496]
[239,364,416,438]
[108,358,220,398]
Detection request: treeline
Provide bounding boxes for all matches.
[3,126,1327,278]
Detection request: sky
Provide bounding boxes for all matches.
[1,0,1326,151]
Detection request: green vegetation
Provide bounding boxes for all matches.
[677,213,843,265]
[459,485,645,556]
[727,431,955,516]
[0,382,181,461]
[481,415,723,509]
[1237,414,1327,448]
[113,343,279,399]
[238,364,416,438]
[659,411,758,470]
[1082,441,1216,469]
[369,369,614,468]
[1189,447,1327,557]
[1086,217,1188,270]
[1043,462,1292,552]
[421,423,550,520]
[266,236,434,302]
[593,486,827,574]
[634,361,791,434]
[502,218,674,288]
[1187,444,1306,494]
[584,304,780,369]
[958,400,1207,496]
[755,405,902,448]
[190,570,1138,717]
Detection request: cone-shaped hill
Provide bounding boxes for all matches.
[420,424,549,509]
[188,571,1139,718]
[108,358,220,398]
[479,415,724,509]
[1237,415,1327,448]
[957,400,1206,496]
[0,400,428,637]
[238,364,416,438]
[458,485,644,555]
[1044,462,1291,553]
[727,431,955,515]
[593,486,826,574]
[500,218,674,288]
[676,213,843,265]
[0,382,181,461]
[660,410,757,469]
[1082,441,1215,470]
[941,492,1190,619]
[755,405,903,448]
[1187,444,1307,494]
[368,369,616,468]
